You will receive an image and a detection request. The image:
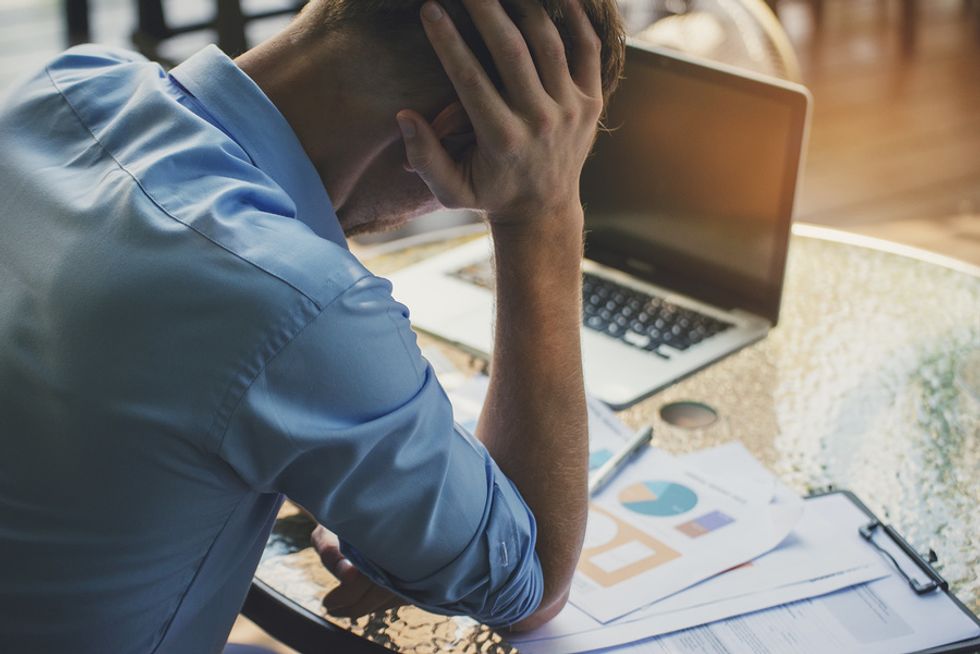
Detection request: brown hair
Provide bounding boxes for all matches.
[299,0,626,106]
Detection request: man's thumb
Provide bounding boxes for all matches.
[395,111,463,206]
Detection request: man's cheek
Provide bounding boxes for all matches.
[401,170,441,212]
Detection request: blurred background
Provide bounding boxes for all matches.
[1,0,977,264]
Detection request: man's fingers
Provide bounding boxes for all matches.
[327,584,403,619]
[564,0,603,98]
[322,559,373,611]
[460,0,550,109]
[420,2,515,146]
[396,110,471,209]
[311,526,345,573]
[510,0,573,101]
[312,528,373,611]
[321,559,406,619]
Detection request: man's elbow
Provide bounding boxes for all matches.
[505,586,570,633]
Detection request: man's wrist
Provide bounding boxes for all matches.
[488,208,585,332]
[488,204,585,242]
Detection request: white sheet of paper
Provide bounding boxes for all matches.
[515,566,887,654]
[583,393,638,472]
[421,345,472,393]
[569,448,803,623]
[607,497,980,654]
[511,446,890,653]
[510,491,889,653]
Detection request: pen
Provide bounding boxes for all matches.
[588,426,654,496]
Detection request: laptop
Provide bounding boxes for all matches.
[388,41,811,409]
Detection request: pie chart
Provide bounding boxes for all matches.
[619,481,698,517]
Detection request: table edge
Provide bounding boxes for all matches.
[792,223,980,277]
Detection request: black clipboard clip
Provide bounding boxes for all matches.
[859,520,949,595]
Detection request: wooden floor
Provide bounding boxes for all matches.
[779,0,980,264]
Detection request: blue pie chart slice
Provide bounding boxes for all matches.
[620,481,698,517]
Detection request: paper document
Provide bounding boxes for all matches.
[607,495,980,654]
[569,447,802,623]
[643,445,884,615]
[512,445,886,653]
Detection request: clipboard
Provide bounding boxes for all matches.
[810,490,980,654]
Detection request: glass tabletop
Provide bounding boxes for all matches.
[255,225,980,653]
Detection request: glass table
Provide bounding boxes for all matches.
[248,224,980,653]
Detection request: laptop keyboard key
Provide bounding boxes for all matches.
[581,272,733,355]
[624,331,650,348]
[586,316,605,330]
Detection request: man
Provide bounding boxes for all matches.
[0,0,624,651]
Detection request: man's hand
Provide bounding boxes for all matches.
[311,525,406,619]
[396,0,604,225]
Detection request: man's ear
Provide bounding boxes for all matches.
[430,101,474,160]
[431,100,472,139]
[397,101,474,173]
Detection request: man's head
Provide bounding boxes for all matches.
[241,0,626,235]
[298,0,625,107]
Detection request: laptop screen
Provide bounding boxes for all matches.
[581,44,809,324]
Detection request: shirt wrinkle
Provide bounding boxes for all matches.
[212,273,372,455]
[148,494,247,654]
[44,62,328,312]
[385,300,424,388]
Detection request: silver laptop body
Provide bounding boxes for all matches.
[389,42,811,408]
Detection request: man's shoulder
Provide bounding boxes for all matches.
[45,43,150,76]
[5,43,149,95]
[31,46,373,310]
[0,45,143,135]
[35,45,158,120]
[2,44,401,330]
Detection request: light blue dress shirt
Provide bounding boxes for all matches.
[0,44,542,653]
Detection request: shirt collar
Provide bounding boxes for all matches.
[169,45,348,248]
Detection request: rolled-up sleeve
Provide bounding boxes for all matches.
[217,274,543,627]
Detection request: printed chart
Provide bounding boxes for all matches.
[571,448,800,623]
[677,510,735,538]
[619,481,699,517]
[578,505,681,588]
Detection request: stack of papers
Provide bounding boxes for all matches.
[566,446,804,624]
[563,494,980,654]
[442,372,892,652]
[510,443,890,653]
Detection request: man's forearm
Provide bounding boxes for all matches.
[476,210,588,629]
[394,0,609,630]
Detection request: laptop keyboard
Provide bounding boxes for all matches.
[449,260,733,357]
[582,273,733,356]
